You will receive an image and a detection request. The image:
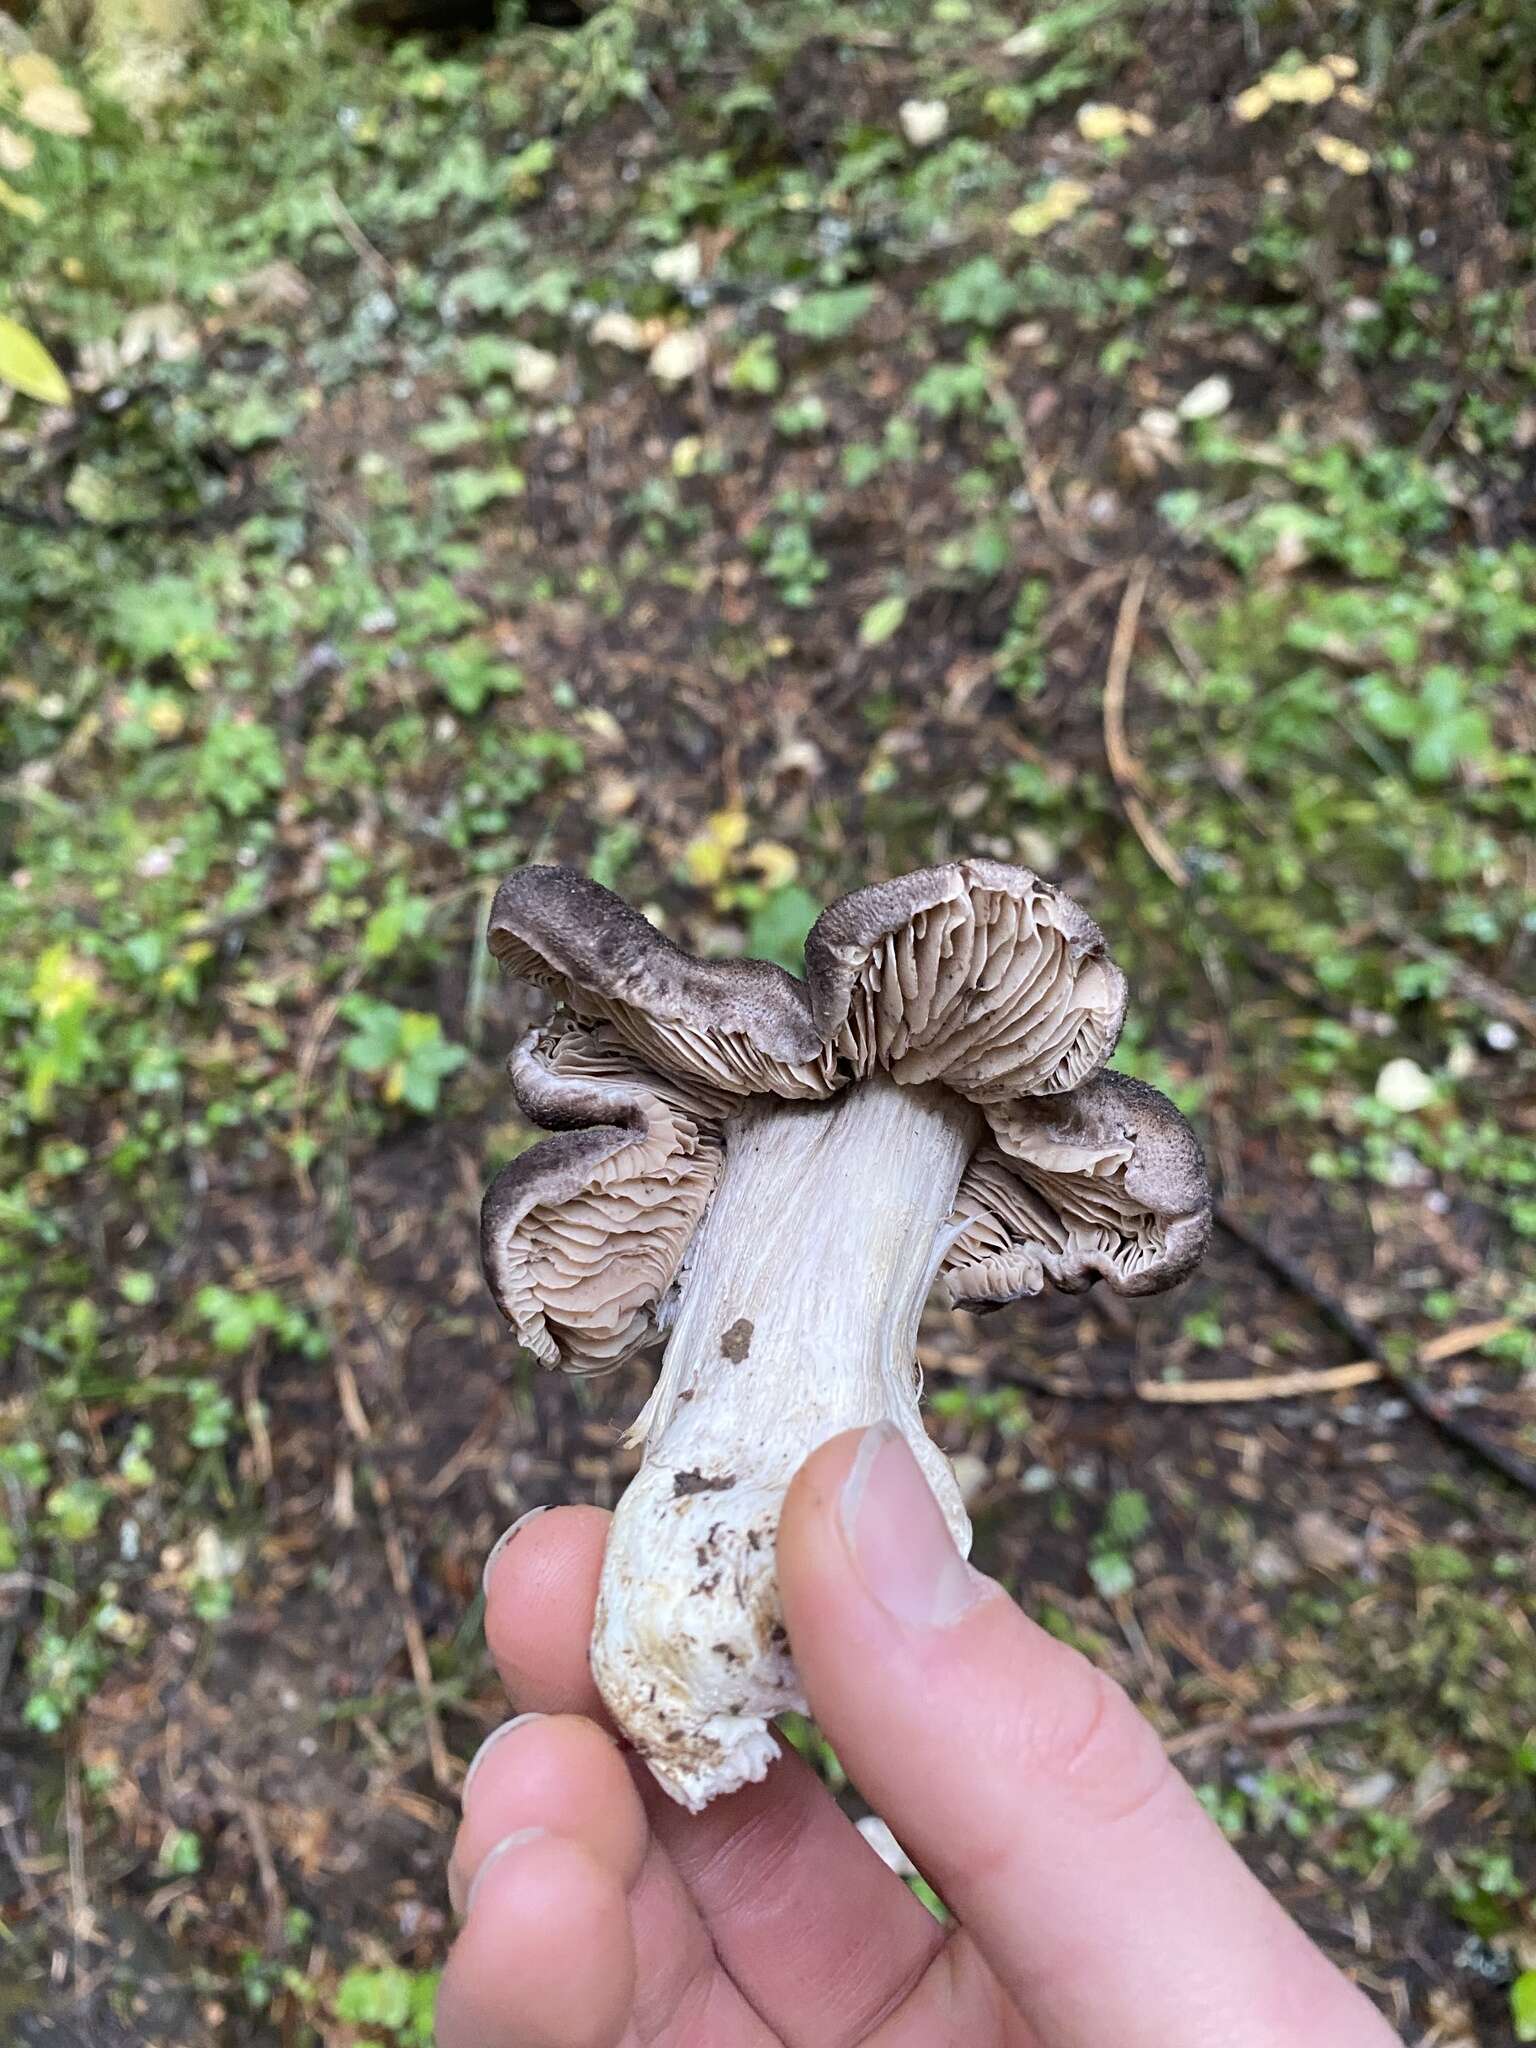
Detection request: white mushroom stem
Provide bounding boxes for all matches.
[591,1074,980,1811]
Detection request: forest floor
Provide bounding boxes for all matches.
[1,2,1534,2042]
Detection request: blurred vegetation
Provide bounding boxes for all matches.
[1,0,1534,2040]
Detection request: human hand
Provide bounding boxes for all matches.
[437,1424,1401,2048]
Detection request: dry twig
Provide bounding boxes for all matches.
[322,182,396,284]
[984,366,1102,567]
[334,1356,454,1789]
[1100,563,1191,890]
[1166,1703,1367,1759]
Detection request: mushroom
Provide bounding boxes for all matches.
[481,860,1212,1810]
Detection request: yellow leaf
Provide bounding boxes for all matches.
[1323,54,1359,80]
[1008,178,1093,238]
[0,177,43,221]
[0,125,36,172]
[31,942,99,1019]
[741,841,799,890]
[147,698,187,738]
[683,808,750,888]
[21,83,92,137]
[1314,134,1371,176]
[708,807,749,852]
[1232,84,1272,122]
[1076,102,1153,142]
[9,52,61,93]
[0,315,70,406]
[1266,62,1335,105]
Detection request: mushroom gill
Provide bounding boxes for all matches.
[805,858,1128,1101]
[481,1023,726,1374]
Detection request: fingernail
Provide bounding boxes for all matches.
[840,1422,987,1629]
[482,1505,548,1597]
[461,1713,545,1807]
[463,1827,547,1918]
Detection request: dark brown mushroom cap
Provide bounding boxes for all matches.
[488,866,835,1100]
[942,1069,1212,1305]
[805,859,1127,1103]
[481,1023,725,1373]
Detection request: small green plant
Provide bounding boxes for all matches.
[784,285,875,341]
[1088,1489,1151,1600]
[727,333,781,394]
[197,717,285,818]
[995,578,1050,695]
[20,943,103,1122]
[928,256,1020,329]
[340,997,468,1112]
[750,491,829,608]
[157,1827,204,1876]
[1357,667,1493,782]
[330,1963,440,2045]
[1513,1971,1536,2044]
[195,1286,327,1362]
[422,641,524,715]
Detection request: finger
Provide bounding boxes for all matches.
[480,1495,1004,2046]
[650,1744,967,2048]
[484,1505,610,1717]
[444,1749,780,2048]
[478,1517,782,2046]
[778,1426,1400,2048]
[449,1714,648,1914]
[435,1831,633,2048]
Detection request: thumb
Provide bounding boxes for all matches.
[776,1424,1399,2048]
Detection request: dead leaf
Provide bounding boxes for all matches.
[8,52,62,94]
[1314,134,1371,176]
[21,82,92,138]
[1076,103,1154,142]
[0,313,70,406]
[1008,179,1093,239]
[0,125,36,172]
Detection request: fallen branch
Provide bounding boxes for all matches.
[1216,1206,1536,1498]
[995,1318,1513,1409]
[1140,1361,1380,1404]
[1147,1319,1515,1404]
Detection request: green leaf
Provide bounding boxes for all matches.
[1088,1551,1135,1600]
[858,593,908,647]
[46,1479,107,1542]
[1513,1970,1536,2041]
[929,256,1018,328]
[0,314,70,405]
[1103,1488,1151,1544]
[727,334,781,394]
[746,885,821,971]
[334,1965,415,2029]
[784,285,876,341]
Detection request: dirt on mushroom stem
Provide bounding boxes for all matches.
[592,1072,980,1811]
